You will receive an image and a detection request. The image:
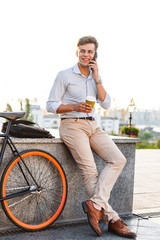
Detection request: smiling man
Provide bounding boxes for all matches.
[46,36,136,239]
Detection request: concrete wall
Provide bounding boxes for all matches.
[0,136,139,230]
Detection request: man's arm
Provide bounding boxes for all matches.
[94,82,106,102]
[89,59,106,102]
[89,60,111,110]
[57,103,92,114]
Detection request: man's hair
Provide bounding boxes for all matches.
[77,36,98,51]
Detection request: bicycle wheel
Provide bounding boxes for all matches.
[0,149,67,231]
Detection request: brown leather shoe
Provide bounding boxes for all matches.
[82,200,102,236]
[108,218,137,239]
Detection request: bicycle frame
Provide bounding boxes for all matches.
[0,121,13,166]
[0,120,39,201]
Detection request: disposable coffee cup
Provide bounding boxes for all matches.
[86,96,96,109]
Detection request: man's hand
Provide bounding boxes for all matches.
[89,59,99,82]
[57,102,92,114]
[74,102,92,113]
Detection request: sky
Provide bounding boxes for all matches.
[0,0,160,112]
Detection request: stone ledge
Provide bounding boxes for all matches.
[0,136,138,230]
[0,136,141,144]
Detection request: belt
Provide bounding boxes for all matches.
[61,117,95,121]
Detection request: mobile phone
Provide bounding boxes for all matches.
[92,51,98,61]
[90,52,97,69]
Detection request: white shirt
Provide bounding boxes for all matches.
[46,64,111,118]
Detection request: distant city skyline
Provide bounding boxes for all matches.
[1,95,160,113]
[0,1,160,111]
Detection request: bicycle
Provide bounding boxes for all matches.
[0,111,67,231]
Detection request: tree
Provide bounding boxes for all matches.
[19,99,23,111]
[5,103,13,112]
[22,98,33,121]
[157,138,160,149]
[4,99,33,121]
[139,132,153,141]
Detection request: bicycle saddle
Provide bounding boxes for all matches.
[0,112,25,120]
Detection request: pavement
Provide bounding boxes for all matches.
[0,149,160,240]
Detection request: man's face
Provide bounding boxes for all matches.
[76,43,95,67]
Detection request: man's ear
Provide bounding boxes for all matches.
[76,49,79,57]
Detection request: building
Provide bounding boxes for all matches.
[101,116,119,135]
[30,105,120,135]
[43,114,60,129]
[132,109,160,128]
[30,105,44,127]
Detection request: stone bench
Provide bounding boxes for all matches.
[0,136,139,230]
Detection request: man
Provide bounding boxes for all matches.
[46,36,136,239]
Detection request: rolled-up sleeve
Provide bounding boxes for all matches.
[97,93,111,110]
[46,71,66,113]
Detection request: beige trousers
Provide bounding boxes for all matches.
[59,119,126,222]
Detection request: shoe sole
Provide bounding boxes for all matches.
[82,201,101,237]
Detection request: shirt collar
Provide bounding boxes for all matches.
[72,64,92,79]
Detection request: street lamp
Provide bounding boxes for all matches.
[128,99,135,137]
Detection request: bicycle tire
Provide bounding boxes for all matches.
[0,149,67,231]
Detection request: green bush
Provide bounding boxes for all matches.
[136,140,157,149]
[139,132,153,140]
[157,138,160,149]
